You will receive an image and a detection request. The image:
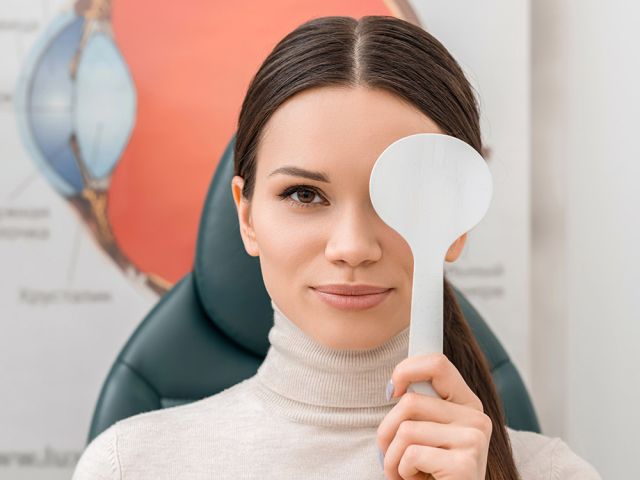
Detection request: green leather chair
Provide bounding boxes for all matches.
[86,135,541,444]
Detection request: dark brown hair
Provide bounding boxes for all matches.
[234,15,519,480]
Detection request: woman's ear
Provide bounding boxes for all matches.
[231,176,259,257]
[445,232,467,262]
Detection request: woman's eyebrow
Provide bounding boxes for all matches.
[268,166,330,183]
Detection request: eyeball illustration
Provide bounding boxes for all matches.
[13,0,170,294]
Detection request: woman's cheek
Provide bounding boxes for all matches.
[253,205,327,272]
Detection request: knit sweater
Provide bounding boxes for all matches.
[72,299,602,479]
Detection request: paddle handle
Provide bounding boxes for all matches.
[406,252,445,399]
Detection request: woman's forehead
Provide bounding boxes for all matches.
[256,85,442,181]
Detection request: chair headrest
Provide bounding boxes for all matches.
[193,135,272,356]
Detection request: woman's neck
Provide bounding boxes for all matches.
[254,299,409,427]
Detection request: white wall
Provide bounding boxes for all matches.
[532,1,640,477]
[531,0,570,445]
[564,1,640,476]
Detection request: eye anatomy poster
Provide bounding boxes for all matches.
[0,1,529,478]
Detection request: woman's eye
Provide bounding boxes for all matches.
[278,185,326,208]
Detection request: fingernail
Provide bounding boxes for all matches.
[377,447,384,468]
[385,379,395,401]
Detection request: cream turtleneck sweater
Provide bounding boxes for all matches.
[72,300,601,479]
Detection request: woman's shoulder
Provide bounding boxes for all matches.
[72,377,258,479]
[506,426,602,479]
[117,376,256,431]
[72,424,118,480]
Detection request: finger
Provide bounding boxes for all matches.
[389,353,484,411]
[382,422,460,480]
[397,444,467,480]
[377,392,493,452]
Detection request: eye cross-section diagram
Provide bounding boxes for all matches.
[14,0,170,295]
[13,0,419,297]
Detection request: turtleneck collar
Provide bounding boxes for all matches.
[254,299,410,428]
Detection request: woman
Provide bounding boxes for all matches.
[72,15,601,480]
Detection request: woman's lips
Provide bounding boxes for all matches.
[310,287,393,310]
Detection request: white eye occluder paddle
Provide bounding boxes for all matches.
[369,133,493,397]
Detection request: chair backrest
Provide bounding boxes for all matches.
[87,135,541,443]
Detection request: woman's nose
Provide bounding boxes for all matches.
[323,204,383,267]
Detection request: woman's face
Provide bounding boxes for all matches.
[232,85,466,350]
